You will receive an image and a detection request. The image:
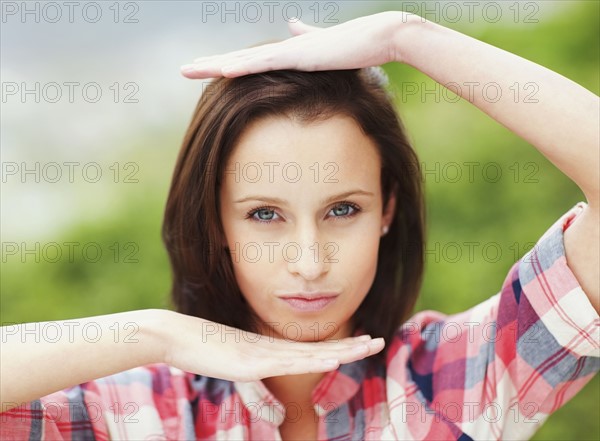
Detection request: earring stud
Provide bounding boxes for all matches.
[382,225,389,236]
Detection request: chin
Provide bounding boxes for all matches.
[260,315,344,342]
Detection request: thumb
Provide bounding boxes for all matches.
[287,18,322,36]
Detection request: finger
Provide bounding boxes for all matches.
[260,333,373,350]
[332,338,385,364]
[192,48,258,64]
[181,62,245,79]
[184,48,285,78]
[219,60,282,77]
[287,18,322,36]
[183,52,258,77]
[332,334,372,343]
[192,41,280,64]
[274,356,340,376]
[219,51,295,77]
[268,339,385,376]
[271,337,385,363]
[180,65,224,79]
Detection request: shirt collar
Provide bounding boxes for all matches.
[233,327,373,424]
[233,379,286,426]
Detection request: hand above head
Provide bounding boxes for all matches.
[181,11,413,79]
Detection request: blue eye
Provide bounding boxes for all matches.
[255,207,278,223]
[245,201,361,224]
[329,202,361,220]
[332,204,352,216]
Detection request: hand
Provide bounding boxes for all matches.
[160,310,385,382]
[181,11,412,79]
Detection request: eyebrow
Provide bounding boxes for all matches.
[233,189,374,205]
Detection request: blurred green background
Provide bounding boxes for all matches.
[1,1,598,439]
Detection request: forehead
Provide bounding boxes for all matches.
[224,114,382,191]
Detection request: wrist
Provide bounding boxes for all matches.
[390,11,437,66]
[137,308,174,365]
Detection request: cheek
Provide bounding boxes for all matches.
[338,214,382,258]
[228,249,275,301]
[339,232,380,292]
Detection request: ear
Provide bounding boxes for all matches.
[382,192,397,232]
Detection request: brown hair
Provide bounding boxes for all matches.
[162,68,425,349]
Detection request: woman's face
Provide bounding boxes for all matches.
[219,114,395,342]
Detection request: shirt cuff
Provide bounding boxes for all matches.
[518,201,600,358]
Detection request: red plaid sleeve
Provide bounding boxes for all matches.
[0,383,108,440]
[386,202,600,440]
[0,364,194,440]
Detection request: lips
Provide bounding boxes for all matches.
[278,292,339,300]
[277,292,339,312]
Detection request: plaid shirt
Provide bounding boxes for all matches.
[2,202,599,440]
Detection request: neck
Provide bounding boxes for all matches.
[263,372,325,407]
[261,320,354,406]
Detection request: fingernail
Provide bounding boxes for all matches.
[181,64,196,73]
[322,359,338,367]
[356,335,371,341]
[369,338,384,346]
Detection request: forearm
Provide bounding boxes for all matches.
[395,14,599,309]
[0,308,168,410]
[396,14,599,204]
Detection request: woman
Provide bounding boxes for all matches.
[1,10,598,441]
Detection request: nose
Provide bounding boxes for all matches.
[285,223,330,280]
